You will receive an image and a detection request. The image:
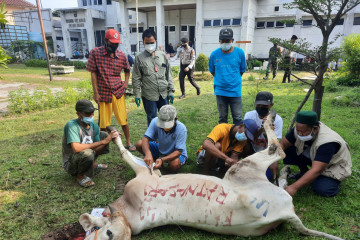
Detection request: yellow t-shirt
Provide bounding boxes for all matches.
[197,123,246,154]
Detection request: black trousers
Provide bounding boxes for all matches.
[179,64,200,95]
[282,57,292,83]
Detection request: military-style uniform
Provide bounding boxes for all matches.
[264,46,281,79]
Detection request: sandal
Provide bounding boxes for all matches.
[125,144,136,152]
[96,163,108,170]
[78,176,95,188]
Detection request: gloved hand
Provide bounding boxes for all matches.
[168,94,174,104]
[135,98,141,107]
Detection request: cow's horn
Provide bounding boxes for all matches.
[108,205,118,214]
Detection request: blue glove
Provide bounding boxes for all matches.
[135,98,141,107]
[168,94,174,104]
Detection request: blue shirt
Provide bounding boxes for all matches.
[144,117,188,158]
[208,47,247,97]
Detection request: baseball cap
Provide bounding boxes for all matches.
[243,119,258,142]
[254,91,273,105]
[291,35,298,40]
[219,28,233,40]
[296,111,318,126]
[105,29,121,44]
[157,105,177,129]
[75,99,97,113]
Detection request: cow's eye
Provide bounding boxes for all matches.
[106,229,113,237]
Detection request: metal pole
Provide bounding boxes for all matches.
[36,0,53,81]
[136,0,140,54]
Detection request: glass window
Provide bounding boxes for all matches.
[181,25,187,31]
[335,18,344,25]
[354,17,360,25]
[276,21,285,27]
[266,21,275,28]
[213,19,221,27]
[233,18,241,26]
[274,6,279,11]
[223,19,231,26]
[107,0,111,5]
[286,22,294,27]
[83,0,87,6]
[129,15,132,19]
[302,19,312,26]
[138,27,144,33]
[204,20,211,27]
[256,21,265,28]
[98,0,102,4]
[94,0,97,5]
[169,26,175,32]
[149,26,155,32]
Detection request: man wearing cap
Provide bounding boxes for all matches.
[263,43,282,80]
[280,111,352,197]
[172,37,200,99]
[132,29,175,126]
[86,29,136,152]
[196,119,258,175]
[135,105,187,172]
[282,35,298,83]
[209,28,247,125]
[62,100,119,187]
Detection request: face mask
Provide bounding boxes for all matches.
[82,116,94,125]
[220,43,232,51]
[297,129,313,141]
[182,44,187,48]
[256,107,270,117]
[105,42,118,53]
[145,43,156,53]
[235,132,247,141]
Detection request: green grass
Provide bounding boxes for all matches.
[0,66,359,239]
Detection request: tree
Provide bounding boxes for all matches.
[195,53,209,77]
[272,0,360,129]
[0,3,11,71]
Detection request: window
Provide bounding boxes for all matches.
[88,0,92,5]
[149,26,155,32]
[129,15,132,19]
[131,27,137,33]
[98,0,102,4]
[276,21,285,28]
[223,19,231,26]
[83,0,87,6]
[204,20,211,27]
[169,26,175,32]
[107,0,112,5]
[274,6,279,11]
[335,18,344,25]
[213,19,221,27]
[354,17,360,25]
[56,36,63,40]
[266,21,275,28]
[94,0,97,5]
[138,27,144,33]
[302,19,312,26]
[232,18,241,26]
[74,13,77,18]
[181,25,188,31]
[286,22,294,27]
[256,21,265,29]
[70,37,79,41]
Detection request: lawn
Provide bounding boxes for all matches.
[0,65,359,240]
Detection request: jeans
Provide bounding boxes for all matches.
[216,95,242,125]
[142,96,168,126]
[283,146,341,197]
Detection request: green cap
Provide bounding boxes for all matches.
[296,111,318,125]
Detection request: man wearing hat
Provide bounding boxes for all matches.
[86,29,136,152]
[135,105,187,172]
[62,100,119,187]
[208,28,247,125]
[172,37,200,99]
[280,111,352,197]
[282,35,298,83]
[196,119,258,175]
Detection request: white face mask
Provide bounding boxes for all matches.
[220,43,232,51]
[296,129,313,141]
[145,43,156,53]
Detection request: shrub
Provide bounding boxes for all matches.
[24,59,87,69]
[247,59,262,69]
[195,53,209,74]
[24,59,48,68]
[57,60,87,69]
[336,75,360,87]
[331,88,360,107]
[341,33,360,80]
[171,66,180,78]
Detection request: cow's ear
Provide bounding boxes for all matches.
[79,213,93,231]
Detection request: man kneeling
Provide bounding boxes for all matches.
[62,100,119,187]
[135,105,187,172]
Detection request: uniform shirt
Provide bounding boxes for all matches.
[208,47,247,97]
[283,48,294,58]
[197,123,246,155]
[132,50,174,101]
[86,46,130,103]
[268,46,281,62]
[174,47,196,69]
[62,119,100,170]
[144,118,188,158]
[286,128,340,164]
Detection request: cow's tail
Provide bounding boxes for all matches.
[288,215,344,240]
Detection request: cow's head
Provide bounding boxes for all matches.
[79,205,131,240]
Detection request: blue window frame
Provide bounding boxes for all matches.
[223,19,231,26]
[302,19,312,26]
[232,18,241,26]
[204,20,211,27]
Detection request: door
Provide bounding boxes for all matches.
[165,26,169,49]
[189,26,195,49]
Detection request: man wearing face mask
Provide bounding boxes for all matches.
[282,35,298,83]
[196,119,258,175]
[172,37,200,99]
[208,28,247,125]
[280,111,352,197]
[132,29,175,126]
[62,100,119,188]
[135,105,187,173]
[86,29,136,152]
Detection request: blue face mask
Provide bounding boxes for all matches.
[82,116,94,125]
[220,43,232,51]
[235,132,247,141]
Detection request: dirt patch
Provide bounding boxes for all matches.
[41,222,84,240]
[3,74,81,81]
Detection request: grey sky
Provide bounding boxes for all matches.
[26,0,78,9]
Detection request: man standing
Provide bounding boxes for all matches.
[86,29,135,152]
[173,37,200,99]
[263,43,281,80]
[209,28,247,125]
[132,29,175,126]
[196,119,258,175]
[280,111,352,197]
[135,105,187,172]
[62,100,118,187]
[282,35,298,83]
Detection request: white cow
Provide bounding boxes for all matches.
[79,117,344,240]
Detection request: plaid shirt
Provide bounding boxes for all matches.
[86,46,130,103]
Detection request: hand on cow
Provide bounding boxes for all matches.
[154,158,163,169]
[224,157,237,167]
[144,154,154,167]
[103,130,119,144]
[285,185,298,197]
